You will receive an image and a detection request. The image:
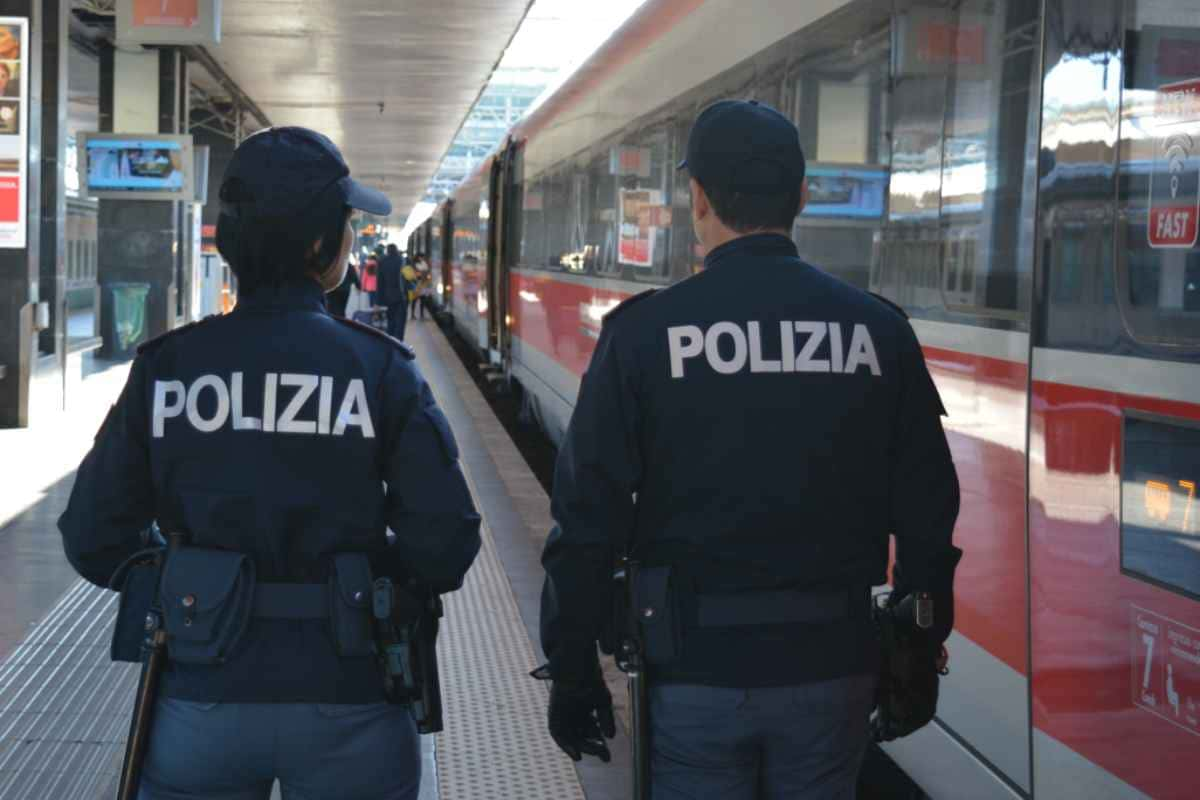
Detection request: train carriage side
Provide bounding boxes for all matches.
[442,0,1200,796]
[447,168,490,351]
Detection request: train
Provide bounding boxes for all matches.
[409,1,1200,797]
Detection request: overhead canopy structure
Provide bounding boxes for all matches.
[207,0,535,221]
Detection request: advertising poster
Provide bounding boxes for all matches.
[0,18,27,249]
[618,188,661,267]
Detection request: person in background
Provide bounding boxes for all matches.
[377,243,409,340]
[362,251,379,306]
[403,257,425,322]
[327,257,360,318]
[414,256,432,320]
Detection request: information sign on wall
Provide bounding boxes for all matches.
[1148,78,1200,249]
[0,17,28,250]
[117,0,221,47]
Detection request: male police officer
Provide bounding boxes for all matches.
[539,101,961,798]
[59,127,481,799]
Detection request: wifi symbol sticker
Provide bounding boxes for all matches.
[1149,79,1200,249]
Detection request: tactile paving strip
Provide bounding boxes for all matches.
[433,501,585,800]
[427,401,585,799]
[0,579,138,799]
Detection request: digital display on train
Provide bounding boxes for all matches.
[1122,414,1200,598]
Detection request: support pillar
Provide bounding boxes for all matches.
[96,45,186,356]
[37,0,66,396]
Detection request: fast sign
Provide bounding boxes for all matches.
[1148,78,1200,249]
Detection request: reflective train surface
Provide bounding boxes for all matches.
[410,1,1200,797]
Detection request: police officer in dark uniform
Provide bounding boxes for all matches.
[539,101,962,798]
[58,127,481,800]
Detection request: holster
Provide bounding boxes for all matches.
[110,550,165,663]
[159,547,256,665]
[372,577,444,734]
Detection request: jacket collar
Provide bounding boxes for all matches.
[236,279,328,313]
[704,232,799,270]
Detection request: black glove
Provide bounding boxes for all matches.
[871,595,945,742]
[533,663,617,762]
[549,680,616,762]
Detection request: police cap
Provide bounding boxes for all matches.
[220,126,392,219]
[678,100,806,195]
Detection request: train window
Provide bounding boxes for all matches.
[792,20,890,291]
[542,168,571,270]
[668,113,700,280]
[1122,413,1200,599]
[1115,1,1200,347]
[506,146,524,269]
[586,153,618,276]
[873,0,1038,321]
[616,128,673,284]
[522,174,548,270]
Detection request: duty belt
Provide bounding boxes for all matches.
[694,586,870,628]
[252,583,332,619]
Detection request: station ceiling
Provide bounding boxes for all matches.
[208,0,534,223]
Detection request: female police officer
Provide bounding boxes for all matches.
[58,127,481,799]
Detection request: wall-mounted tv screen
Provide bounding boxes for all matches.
[801,164,888,220]
[79,132,194,201]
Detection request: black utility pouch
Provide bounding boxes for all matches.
[160,547,256,665]
[634,566,681,666]
[110,553,163,663]
[329,553,374,657]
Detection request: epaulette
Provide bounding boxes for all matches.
[869,292,910,321]
[602,289,658,326]
[136,315,218,355]
[332,315,416,359]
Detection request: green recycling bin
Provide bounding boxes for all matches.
[103,282,150,359]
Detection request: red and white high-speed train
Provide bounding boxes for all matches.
[411,0,1200,796]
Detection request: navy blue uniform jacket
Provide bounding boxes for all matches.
[376,254,408,306]
[541,234,961,687]
[59,280,481,703]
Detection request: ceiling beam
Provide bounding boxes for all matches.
[182,44,271,131]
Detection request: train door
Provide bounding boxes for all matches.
[486,140,518,367]
[870,1,1041,796]
[1029,1,1200,798]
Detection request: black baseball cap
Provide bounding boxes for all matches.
[219,126,392,219]
[678,100,806,194]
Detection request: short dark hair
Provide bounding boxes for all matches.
[700,180,803,234]
[216,182,349,294]
[386,243,399,256]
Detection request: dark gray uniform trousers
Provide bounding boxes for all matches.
[650,675,876,800]
[137,699,421,800]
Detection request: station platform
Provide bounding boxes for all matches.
[0,318,630,800]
